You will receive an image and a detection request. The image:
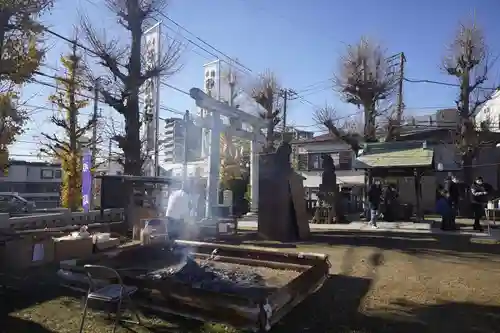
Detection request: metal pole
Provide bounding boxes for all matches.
[90,80,99,209]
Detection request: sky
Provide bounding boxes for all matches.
[11,0,500,161]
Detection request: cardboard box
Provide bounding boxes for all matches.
[54,237,93,262]
[1,236,55,270]
[95,237,120,251]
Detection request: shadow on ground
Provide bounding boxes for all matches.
[229,229,500,262]
[269,275,500,333]
[0,316,57,333]
[2,235,500,333]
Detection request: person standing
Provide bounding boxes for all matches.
[436,190,454,231]
[444,175,460,229]
[165,184,192,240]
[367,180,382,228]
[382,184,398,222]
[470,176,492,232]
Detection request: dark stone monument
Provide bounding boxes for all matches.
[312,154,345,223]
[257,142,310,241]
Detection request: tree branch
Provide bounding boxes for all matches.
[313,105,361,153]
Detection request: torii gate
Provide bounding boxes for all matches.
[189,88,267,218]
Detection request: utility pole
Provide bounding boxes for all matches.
[107,138,112,174]
[279,88,297,141]
[90,80,99,210]
[395,52,406,127]
[91,87,99,167]
[282,89,288,137]
[182,110,190,185]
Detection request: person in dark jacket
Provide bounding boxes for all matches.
[437,190,454,231]
[444,175,460,229]
[367,181,382,228]
[470,176,492,232]
[382,184,398,222]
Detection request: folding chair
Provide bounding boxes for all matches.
[79,264,141,333]
[485,207,497,237]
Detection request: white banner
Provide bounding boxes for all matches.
[141,22,161,176]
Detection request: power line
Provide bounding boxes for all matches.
[156,11,253,73]
[44,27,100,58]
[31,77,97,101]
[404,78,500,91]
[156,12,326,108]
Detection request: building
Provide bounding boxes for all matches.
[381,107,500,212]
[291,133,364,192]
[475,89,500,132]
[163,117,202,164]
[276,127,314,143]
[288,128,314,141]
[163,117,185,163]
[0,160,62,207]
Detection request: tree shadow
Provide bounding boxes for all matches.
[216,228,500,255]
[0,316,57,333]
[235,225,500,257]
[385,299,500,333]
[269,278,500,333]
[0,270,81,319]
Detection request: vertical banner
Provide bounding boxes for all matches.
[142,22,161,176]
[82,151,92,212]
[201,60,221,158]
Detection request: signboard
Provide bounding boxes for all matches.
[82,152,92,212]
[141,22,161,176]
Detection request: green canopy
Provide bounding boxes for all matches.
[354,141,434,169]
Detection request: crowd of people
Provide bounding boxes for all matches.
[367,180,400,228]
[436,175,494,232]
[366,175,496,232]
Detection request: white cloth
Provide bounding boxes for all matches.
[165,189,191,221]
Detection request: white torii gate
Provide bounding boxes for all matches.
[189,88,267,218]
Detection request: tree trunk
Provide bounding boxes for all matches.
[68,43,78,211]
[122,6,144,176]
[265,109,275,153]
[69,153,79,211]
[123,101,142,176]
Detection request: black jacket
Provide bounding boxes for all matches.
[471,182,492,204]
[368,184,382,207]
[444,179,460,204]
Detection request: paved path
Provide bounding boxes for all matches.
[238,219,500,240]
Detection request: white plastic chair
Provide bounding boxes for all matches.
[79,264,141,333]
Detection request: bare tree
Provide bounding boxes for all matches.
[314,106,363,152]
[443,20,498,186]
[316,37,398,149]
[80,0,183,175]
[102,113,149,173]
[251,69,281,153]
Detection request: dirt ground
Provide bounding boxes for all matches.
[2,230,500,333]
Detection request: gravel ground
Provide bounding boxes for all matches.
[2,231,500,332]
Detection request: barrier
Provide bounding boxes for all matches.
[0,209,124,230]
